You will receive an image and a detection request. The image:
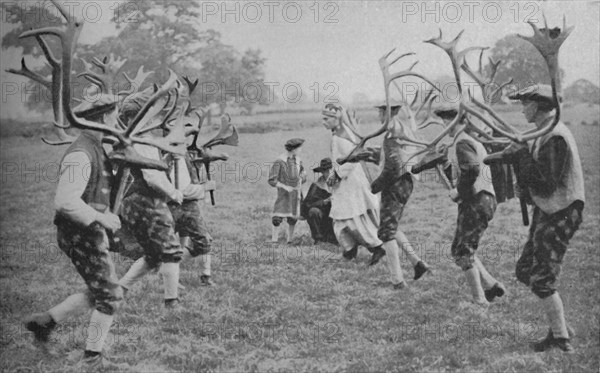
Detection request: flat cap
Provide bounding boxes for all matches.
[508,84,560,106]
[285,138,305,151]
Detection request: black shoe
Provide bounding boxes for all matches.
[200,275,213,286]
[368,247,386,266]
[484,282,506,302]
[554,338,575,353]
[326,235,339,245]
[24,312,56,343]
[413,261,430,280]
[531,329,574,353]
[393,281,407,290]
[342,246,358,260]
[164,298,182,309]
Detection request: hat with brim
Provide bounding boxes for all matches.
[313,157,333,173]
[74,93,118,120]
[285,138,305,151]
[508,84,560,106]
[374,100,402,109]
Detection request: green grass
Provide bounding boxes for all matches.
[0,107,599,372]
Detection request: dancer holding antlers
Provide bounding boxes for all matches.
[402,28,513,307]
[482,18,582,354]
[117,82,210,308]
[505,85,583,353]
[18,0,187,366]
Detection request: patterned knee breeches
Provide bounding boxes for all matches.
[121,192,183,268]
[515,202,583,298]
[451,192,496,270]
[57,221,123,315]
[170,200,212,257]
[378,174,413,243]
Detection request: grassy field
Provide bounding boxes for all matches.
[0,105,599,372]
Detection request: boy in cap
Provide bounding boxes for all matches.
[268,138,307,243]
[429,107,505,307]
[504,84,584,352]
[370,102,431,288]
[23,94,123,365]
[301,158,336,244]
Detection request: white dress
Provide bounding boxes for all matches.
[330,133,382,250]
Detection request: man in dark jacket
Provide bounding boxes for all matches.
[301,158,337,244]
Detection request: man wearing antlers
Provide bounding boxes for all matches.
[174,135,217,286]
[371,102,432,288]
[117,92,214,308]
[428,107,506,307]
[23,96,123,364]
[507,85,584,353]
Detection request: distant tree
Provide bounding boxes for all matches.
[486,35,565,91]
[564,79,600,104]
[2,0,268,116]
[1,1,209,111]
[199,42,269,115]
[78,0,209,86]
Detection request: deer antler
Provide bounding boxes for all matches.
[424,29,487,97]
[78,54,126,94]
[19,0,185,157]
[462,15,573,143]
[204,113,239,148]
[461,51,514,104]
[119,66,153,96]
[183,76,199,95]
[337,50,443,164]
[423,29,516,146]
[6,57,51,89]
[7,31,77,146]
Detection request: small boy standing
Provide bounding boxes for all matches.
[268,138,307,243]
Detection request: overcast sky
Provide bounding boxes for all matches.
[1,0,599,117]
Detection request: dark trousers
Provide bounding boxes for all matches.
[451,192,497,271]
[307,207,336,243]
